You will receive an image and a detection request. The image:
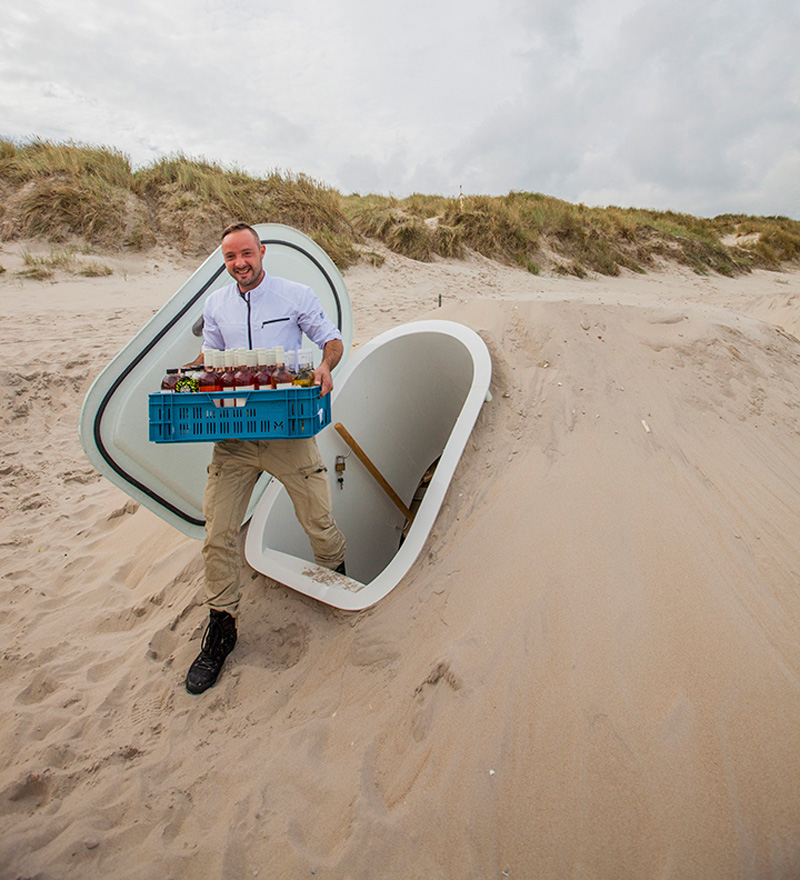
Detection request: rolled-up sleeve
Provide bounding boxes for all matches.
[202,298,226,351]
[296,287,342,349]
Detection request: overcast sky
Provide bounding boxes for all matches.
[2,0,799,218]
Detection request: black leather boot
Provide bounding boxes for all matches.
[185,609,237,695]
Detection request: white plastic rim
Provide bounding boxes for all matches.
[79,224,352,539]
[244,319,492,610]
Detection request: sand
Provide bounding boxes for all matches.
[2,238,800,879]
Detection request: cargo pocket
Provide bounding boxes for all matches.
[299,463,328,479]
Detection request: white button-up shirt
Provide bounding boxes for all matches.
[202,271,342,353]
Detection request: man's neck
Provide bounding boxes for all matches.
[238,269,265,294]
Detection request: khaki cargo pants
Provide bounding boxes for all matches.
[202,437,346,616]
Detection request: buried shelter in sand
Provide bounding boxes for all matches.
[54,225,800,877]
[80,223,492,609]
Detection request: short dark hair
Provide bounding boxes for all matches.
[221,222,260,246]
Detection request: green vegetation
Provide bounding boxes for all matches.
[132,154,358,266]
[0,139,358,266]
[1,137,799,277]
[78,260,114,277]
[0,139,132,247]
[15,245,113,280]
[343,193,799,277]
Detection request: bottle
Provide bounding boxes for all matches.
[246,349,260,389]
[271,346,294,389]
[293,349,315,387]
[255,348,268,386]
[198,351,221,398]
[234,350,255,406]
[208,350,224,407]
[254,348,273,391]
[285,350,298,383]
[175,366,199,393]
[161,368,179,392]
[266,347,278,377]
[219,350,236,407]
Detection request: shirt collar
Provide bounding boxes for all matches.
[237,269,269,299]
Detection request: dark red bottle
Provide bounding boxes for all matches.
[160,368,179,392]
[254,348,274,390]
[219,350,236,408]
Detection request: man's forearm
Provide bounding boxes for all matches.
[321,338,343,371]
[313,338,343,396]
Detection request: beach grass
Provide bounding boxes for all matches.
[1,136,798,276]
[132,154,358,266]
[15,245,114,280]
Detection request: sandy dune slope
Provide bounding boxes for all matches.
[1,242,800,879]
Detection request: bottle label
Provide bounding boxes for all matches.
[175,376,199,393]
[235,382,254,407]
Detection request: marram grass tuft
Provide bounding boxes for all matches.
[1,137,798,276]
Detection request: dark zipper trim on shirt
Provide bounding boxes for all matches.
[239,289,252,348]
[262,317,291,327]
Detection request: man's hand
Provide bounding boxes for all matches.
[183,352,205,369]
[313,338,343,397]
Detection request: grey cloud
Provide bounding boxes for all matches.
[441,0,800,215]
[0,0,797,217]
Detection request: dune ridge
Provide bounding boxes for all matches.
[1,241,800,878]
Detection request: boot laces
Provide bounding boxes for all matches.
[198,613,233,662]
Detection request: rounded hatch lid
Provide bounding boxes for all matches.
[79,223,353,539]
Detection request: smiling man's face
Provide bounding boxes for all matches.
[222,228,265,292]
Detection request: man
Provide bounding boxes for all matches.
[185,222,346,695]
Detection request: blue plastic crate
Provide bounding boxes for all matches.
[148,387,331,443]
